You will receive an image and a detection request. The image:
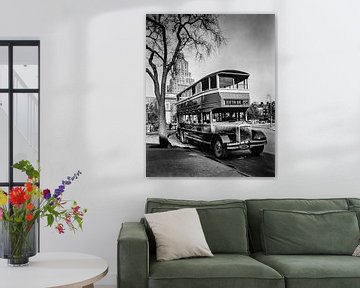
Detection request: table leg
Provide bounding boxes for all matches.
[82,284,94,288]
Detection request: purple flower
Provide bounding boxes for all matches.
[54,170,82,199]
[43,189,51,200]
[54,189,63,198]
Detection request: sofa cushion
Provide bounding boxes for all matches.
[145,208,213,261]
[246,198,349,252]
[261,209,359,255]
[149,254,284,288]
[146,198,249,254]
[348,205,360,228]
[347,198,360,207]
[252,252,360,288]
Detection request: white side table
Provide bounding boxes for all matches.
[0,252,108,288]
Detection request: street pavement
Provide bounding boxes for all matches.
[146,144,243,177]
[251,124,275,155]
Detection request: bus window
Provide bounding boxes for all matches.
[202,113,210,124]
[192,86,196,95]
[201,78,209,91]
[219,75,235,88]
[210,76,217,89]
[212,112,222,122]
[195,82,201,94]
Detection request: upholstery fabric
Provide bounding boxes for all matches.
[246,198,349,252]
[347,198,360,207]
[352,244,360,256]
[253,252,360,288]
[261,209,359,255]
[146,198,249,254]
[145,208,213,261]
[118,222,148,288]
[346,198,360,229]
[149,254,284,288]
[349,205,360,229]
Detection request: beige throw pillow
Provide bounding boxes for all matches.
[353,244,360,256]
[145,208,213,261]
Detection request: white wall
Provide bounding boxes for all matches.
[1,0,360,285]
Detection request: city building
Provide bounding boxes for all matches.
[165,53,195,124]
[167,53,195,94]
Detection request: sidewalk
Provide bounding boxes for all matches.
[146,131,196,149]
[146,144,243,177]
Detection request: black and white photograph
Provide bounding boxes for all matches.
[146,14,276,177]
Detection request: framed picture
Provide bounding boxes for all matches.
[146,14,275,177]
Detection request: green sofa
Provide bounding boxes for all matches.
[118,198,360,288]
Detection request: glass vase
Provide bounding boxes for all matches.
[0,220,37,266]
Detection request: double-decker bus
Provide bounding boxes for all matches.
[176,69,267,158]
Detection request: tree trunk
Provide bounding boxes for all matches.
[158,101,170,147]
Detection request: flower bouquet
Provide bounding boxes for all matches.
[0,160,87,266]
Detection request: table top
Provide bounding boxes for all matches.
[0,252,108,288]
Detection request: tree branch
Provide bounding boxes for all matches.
[147,50,161,102]
[166,14,184,70]
[146,68,155,82]
[146,45,164,62]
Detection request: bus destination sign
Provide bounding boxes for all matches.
[224,99,248,105]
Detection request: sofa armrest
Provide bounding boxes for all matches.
[118,222,149,288]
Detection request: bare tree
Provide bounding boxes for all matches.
[146,14,226,147]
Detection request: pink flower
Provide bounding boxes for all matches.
[72,205,80,215]
[65,214,71,225]
[0,208,3,220]
[56,223,65,234]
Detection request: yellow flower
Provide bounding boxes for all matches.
[0,190,7,206]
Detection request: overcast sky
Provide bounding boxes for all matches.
[146,14,275,104]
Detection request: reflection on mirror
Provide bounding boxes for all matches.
[0,93,9,182]
[13,46,38,89]
[13,93,39,182]
[0,47,8,89]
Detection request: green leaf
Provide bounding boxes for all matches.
[13,160,30,170]
[47,214,54,227]
[12,160,40,180]
[75,216,83,230]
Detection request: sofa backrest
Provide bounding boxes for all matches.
[145,198,249,254]
[348,198,360,207]
[245,198,349,252]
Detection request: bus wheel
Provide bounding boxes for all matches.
[180,131,188,144]
[250,145,264,156]
[212,138,227,159]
